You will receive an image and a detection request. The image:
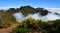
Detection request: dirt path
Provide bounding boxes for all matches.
[0,23,42,33]
[0,23,20,33]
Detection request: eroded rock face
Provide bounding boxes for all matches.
[36,8,48,16]
[19,6,49,16]
[0,6,49,22]
[7,8,19,14]
[19,6,37,16]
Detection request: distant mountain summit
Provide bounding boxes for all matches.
[0,6,60,22]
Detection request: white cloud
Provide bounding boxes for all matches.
[13,13,25,22]
[44,13,60,21]
[13,12,60,22]
[0,7,60,22]
[45,8,60,13]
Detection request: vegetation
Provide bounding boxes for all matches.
[0,6,48,23]
[12,27,30,33]
[12,17,60,33]
[0,12,15,29]
[0,6,60,33]
[0,22,13,29]
[2,12,16,22]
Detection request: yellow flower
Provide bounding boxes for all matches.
[30,22,32,24]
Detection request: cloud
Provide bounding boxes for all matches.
[13,8,60,22]
[1,7,60,22]
[44,13,60,21]
[13,13,25,22]
[13,12,60,22]
[45,8,60,13]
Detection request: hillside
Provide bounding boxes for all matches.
[0,6,60,33]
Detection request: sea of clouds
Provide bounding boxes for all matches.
[13,8,60,22]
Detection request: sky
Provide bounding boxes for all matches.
[0,0,60,21]
[0,0,60,9]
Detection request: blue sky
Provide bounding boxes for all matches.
[0,0,60,8]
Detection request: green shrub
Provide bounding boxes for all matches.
[12,27,30,33]
[12,18,60,33]
[0,22,12,28]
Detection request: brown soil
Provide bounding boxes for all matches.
[0,23,19,33]
[0,23,42,33]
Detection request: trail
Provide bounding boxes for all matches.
[0,23,42,33]
[0,23,19,33]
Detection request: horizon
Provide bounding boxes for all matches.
[0,0,60,13]
[0,6,60,10]
[0,6,60,14]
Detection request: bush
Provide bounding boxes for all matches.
[12,27,30,33]
[0,22,12,28]
[41,20,60,33]
[12,18,60,33]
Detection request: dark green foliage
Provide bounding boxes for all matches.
[0,5,60,33]
[41,20,60,33]
[12,17,60,33]
[12,27,30,33]
[12,18,42,33]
